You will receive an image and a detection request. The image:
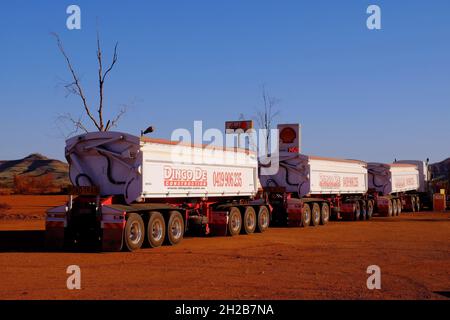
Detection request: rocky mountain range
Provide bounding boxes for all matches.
[0,153,69,189]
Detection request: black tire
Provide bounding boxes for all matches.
[165,211,184,246]
[311,203,321,226]
[256,206,270,233]
[354,201,361,221]
[147,211,165,248]
[124,213,145,251]
[242,207,257,234]
[320,203,330,225]
[397,199,402,215]
[367,200,374,220]
[301,203,311,227]
[359,201,367,220]
[228,207,242,236]
[411,197,416,213]
[392,199,398,216]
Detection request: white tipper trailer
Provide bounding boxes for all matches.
[394,160,433,209]
[368,162,421,216]
[259,152,371,226]
[46,131,270,251]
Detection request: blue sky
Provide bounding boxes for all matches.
[0,0,449,163]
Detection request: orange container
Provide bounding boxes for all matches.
[433,193,446,212]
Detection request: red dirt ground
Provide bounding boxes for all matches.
[0,195,449,300]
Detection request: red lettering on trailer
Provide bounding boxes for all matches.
[395,176,417,188]
[163,166,207,187]
[405,176,416,186]
[213,171,243,187]
[343,177,359,187]
[395,178,406,188]
[319,174,341,188]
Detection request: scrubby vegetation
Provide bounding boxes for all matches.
[13,173,60,195]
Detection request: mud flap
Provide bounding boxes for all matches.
[208,211,228,236]
[287,210,302,227]
[101,222,125,251]
[340,203,356,220]
[376,197,390,216]
[286,198,302,227]
[45,222,65,250]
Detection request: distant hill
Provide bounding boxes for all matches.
[430,158,450,179]
[0,153,69,189]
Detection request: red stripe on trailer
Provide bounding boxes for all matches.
[102,221,125,229]
[45,221,65,228]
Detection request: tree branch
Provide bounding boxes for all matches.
[105,106,126,131]
[96,30,119,131]
[53,31,124,133]
[52,32,101,131]
[57,113,89,137]
[97,31,104,130]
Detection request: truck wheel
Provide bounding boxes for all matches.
[359,201,367,220]
[392,199,398,216]
[147,211,165,248]
[311,203,321,226]
[367,200,374,220]
[387,200,393,217]
[256,206,270,233]
[320,203,330,225]
[124,213,145,251]
[354,201,361,221]
[397,199,402,215]
[301,204,311,227]
[166,211,184,246]
[411,197,416,212]
[228,207,242,236]
[242,207,257,234]
[415,197,421,212]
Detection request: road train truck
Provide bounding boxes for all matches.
[45,131,271,251]
[367,162,421,216]
[259,124,371,226]
[260,154,371,226]
[394,159,432,209]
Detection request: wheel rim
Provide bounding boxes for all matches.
[354,204,360,219]
[171,217,182,239]
[129,221,142,244]
[260,210,268,228]
[368,203,373,216]
[231,212,241,231]
[304,210,310,223]
[314,208,320,223]
[152,219,163,242]
[246,212,255,230]
[322,207,329,222]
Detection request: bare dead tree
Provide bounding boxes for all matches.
[255,85,280,154]
[52,32,126,133]
[57,113,89,135]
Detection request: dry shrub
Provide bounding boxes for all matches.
[13,173,57,195]
[0,188,13,195]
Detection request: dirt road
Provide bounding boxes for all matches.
[0,195,449,300]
